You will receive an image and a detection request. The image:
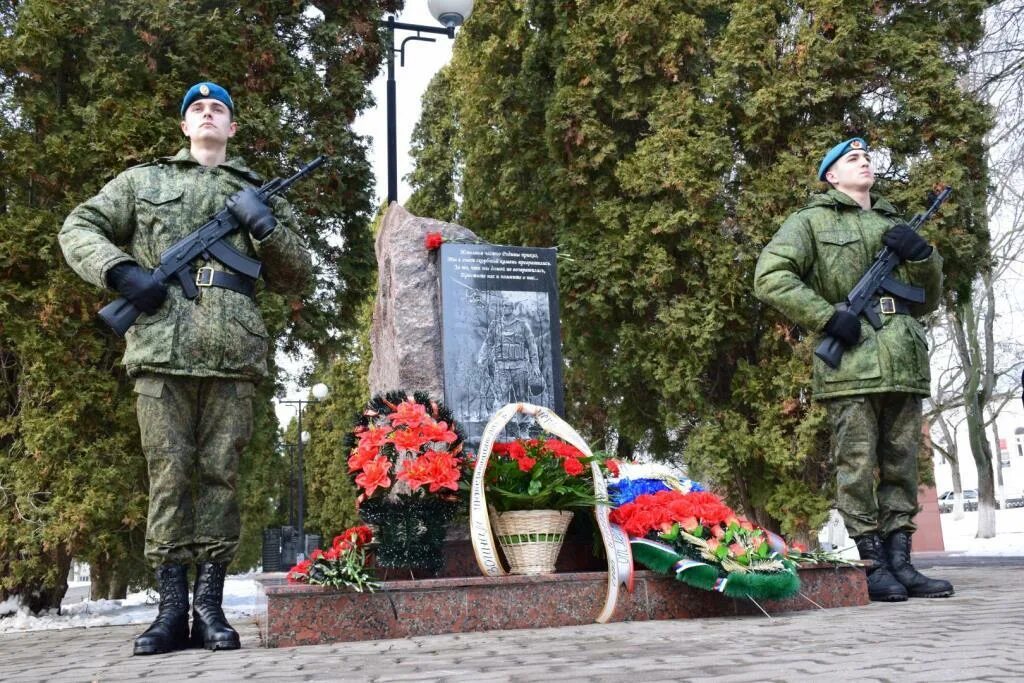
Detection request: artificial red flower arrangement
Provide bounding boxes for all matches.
[287,524,378,592]
[345,392,468,503]
[343,392,470,574]
[482,437,619,512]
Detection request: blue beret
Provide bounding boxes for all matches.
[817,137,868,181]
[180,82,234,117]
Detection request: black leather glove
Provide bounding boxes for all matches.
[883,223,932,262]
[824,309,861,348]
[106,262,168,315]
[227,187,277,240]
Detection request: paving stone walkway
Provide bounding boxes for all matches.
[1,560,1020,682]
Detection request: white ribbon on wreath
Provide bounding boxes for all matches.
[469,402,634,623]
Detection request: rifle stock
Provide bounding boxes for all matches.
[98,297,144,337]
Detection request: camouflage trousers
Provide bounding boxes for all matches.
[824,392,922,539]
[134,373,254,567]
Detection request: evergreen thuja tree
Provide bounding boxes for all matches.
[408,0,990,539]
[0,0,392,611]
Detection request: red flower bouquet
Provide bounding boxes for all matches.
[287,525,378,592]
[482,437,618,512]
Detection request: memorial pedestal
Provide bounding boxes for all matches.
[255,564,868,648]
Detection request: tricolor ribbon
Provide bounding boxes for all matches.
[469,402,633,623]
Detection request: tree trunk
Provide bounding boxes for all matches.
[988,409,1006,507]
[934,415,966,520]
[89,558,111,602]
[966,404,997,536]
[24,546,72,614]
[951,460,966,520]
[949,297,997,538]
[107,567,129,600]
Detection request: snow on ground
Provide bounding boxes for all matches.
[940,506,1024,555]
[0,574,259,634]
[2,509,1022,634]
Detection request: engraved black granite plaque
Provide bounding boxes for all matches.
[439,243,564,449]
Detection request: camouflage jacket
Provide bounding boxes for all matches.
[59,149,313,380]
[753,189,943,400]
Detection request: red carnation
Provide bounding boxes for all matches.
[544,438,584,459]
[562,457,585,476]
[350,525,373,546]
[424,231,444,250]
[286,558,312,583]
[514,454,537,473]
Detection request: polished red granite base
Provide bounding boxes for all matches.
[255,564,868,648]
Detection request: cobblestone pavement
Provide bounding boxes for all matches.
[1,561,1020,682]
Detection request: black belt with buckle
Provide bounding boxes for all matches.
[871,296,911,316]
[190,267,256,297]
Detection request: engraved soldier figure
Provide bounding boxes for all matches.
[754,137,953,602]
[477,297,542,434]
[59,82,312,654]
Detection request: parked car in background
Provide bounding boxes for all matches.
[938,489,979,513]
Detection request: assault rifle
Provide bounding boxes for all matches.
[98,156,326,336]
[814,186,952,370]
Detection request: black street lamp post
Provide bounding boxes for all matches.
[276,382,329,558]
[281,442,301,528]
[381,1,474,204]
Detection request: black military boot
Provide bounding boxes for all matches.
[885,530,954,598]
[854,534,908,602]
[133,563,190,655]
[190,562,241,650]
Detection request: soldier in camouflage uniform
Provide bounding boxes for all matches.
[754,138,953,602]
[59,82,312,654]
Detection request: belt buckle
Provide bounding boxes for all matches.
[879,296,896,314]
[195,267,215,288]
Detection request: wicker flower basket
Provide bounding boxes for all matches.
[488,508,574,575]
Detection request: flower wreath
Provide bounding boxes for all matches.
[609,468,803,601]
[343,391,470,574]
[344,390,469,503]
